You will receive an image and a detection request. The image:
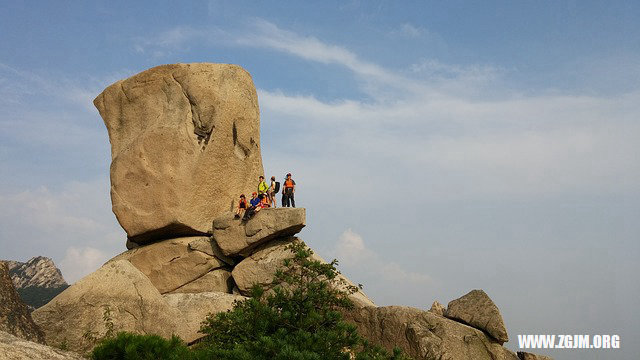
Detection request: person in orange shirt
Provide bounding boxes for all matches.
[283,173,296,208]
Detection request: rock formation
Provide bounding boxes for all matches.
[345,306,519,360]
[213,208,306,256]
[31,63,552,359]
[94,63,264,245]
[444,289,509,344]
[0,330,85,360]
[32,260,190,353]
[0,262,45,344]
[4,256,69,309]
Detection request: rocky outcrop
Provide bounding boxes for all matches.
[109,236,230,294]
[444,289,509,344]
[94,63,264,245]
[163,292,245,343]
[0,262,45,344]
[4,257,69,309]
[517,352,554,360]
[345,306,519,360]
[0,330,85,360]
[213,208,306,256]
[428,300,445,316]
[232,238,375,307]
[31,260,188,353]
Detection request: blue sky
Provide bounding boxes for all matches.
[1,1,639,358]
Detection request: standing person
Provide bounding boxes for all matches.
[283,173,296,208]
[257,176,268,196]
[268,176,277,208]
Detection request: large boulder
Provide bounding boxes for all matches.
[94,63,264,245]
[213,208,306,256]
[31,260,187,353]
[231,238,375,307]
[0,330,85,360]
[444,289,509,344]
[345,306,519,360]
[109,237,231,294]
[0,262,45,343]
[163,292,246,343]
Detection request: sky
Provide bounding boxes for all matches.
[1,1,639,358]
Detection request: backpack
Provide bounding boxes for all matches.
[274,181,281,193]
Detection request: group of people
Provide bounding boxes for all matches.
[235,173,296,220]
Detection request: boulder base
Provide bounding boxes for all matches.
[232,238,375,307]
[110,237,230,294]
[31,260,187,353]
[213,208,306,256]
[163,292,246,343]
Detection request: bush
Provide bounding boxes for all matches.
[91,332,191,360]
[90,240,411,360]
[195,240,411,360]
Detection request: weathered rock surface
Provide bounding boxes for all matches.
[0,330,85,360]
[163,292,246,343]
[213,208,306,256]
[169,268,233,294]
[232,238,375,307]
[31,260,187,353]
[94,63,264,244]
[445,289,509,344]
[0,262,45,344]
[428,300,445,316]
[345,306,519,360]
[517,352,554,360]
[110,237,228,294]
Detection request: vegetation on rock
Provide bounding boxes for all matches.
[91,240,410,360]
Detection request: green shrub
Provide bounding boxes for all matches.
[91,332,191,360]
[194,240,412,360]
[90,240,411,360]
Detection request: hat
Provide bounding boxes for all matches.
[287,173,292,176]
[252,192,257,196]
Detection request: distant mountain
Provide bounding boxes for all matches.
[3,257,69,309]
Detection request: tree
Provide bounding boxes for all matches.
[195,240,411,360]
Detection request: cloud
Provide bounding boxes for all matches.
[0,181,125,279]
[59,246,110,284]
[334,229,431,285]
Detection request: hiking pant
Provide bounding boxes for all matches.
[283,189,295,208]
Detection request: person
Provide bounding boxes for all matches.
[283,173,296,208]
[260,193,271,208]
[234,194,247,218]
[257,176,268,196]
[243,192,262,220]
[267,176,277,208]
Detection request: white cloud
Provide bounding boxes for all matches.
[0,181,125,279]
[334,229,431,285]
[59,246,110,284]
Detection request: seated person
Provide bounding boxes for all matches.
[260,193,271,208]
[243,192,262,220]
[234,194,247,218]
